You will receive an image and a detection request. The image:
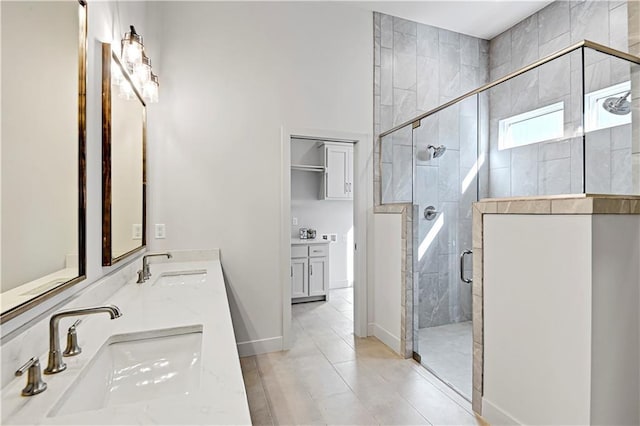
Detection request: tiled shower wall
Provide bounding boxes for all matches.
[373,13,489,329]
[374,13,489,204]
[373,0,640,340]
[487,0,637,197]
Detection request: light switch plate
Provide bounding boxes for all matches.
[132,224,142,240]
[155,224,166,239]
[292,217,298,226]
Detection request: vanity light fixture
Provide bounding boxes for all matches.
[134,52,152,85]
[121,25,143,67]
[119,25,159,103]
[142,72,159,103]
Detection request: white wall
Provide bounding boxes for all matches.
[483,214,593,425]
[291,138,353,288]
[145,2,373,352]
[370,213,402,354]
[591,215,640,425]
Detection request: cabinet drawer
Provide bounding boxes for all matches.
[308,245,328,257]
[291,245,307,258]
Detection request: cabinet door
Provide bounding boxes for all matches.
[347,147,354,199]
[325,145,350,199]
[291,258,308,298]
[308,257,328,296]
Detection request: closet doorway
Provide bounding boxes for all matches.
[280,129,370,349]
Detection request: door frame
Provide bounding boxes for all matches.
[280,126,371,348]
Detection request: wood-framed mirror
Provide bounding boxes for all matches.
[0,1,87,324]
[102,43,146,266]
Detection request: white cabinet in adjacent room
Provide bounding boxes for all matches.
[291,257,308,299]
[291,241,329,303]
[308,257,328,296]
[323,143,353,200]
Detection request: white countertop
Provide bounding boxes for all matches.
[291,238,330,245]
[1,259,251,425]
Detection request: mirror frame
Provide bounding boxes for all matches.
[1,1,88,324]
[101,43,147,266]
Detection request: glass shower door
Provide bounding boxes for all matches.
[412,95,479,400]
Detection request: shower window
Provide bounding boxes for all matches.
[498,101,565,150]
[584,81,631,131]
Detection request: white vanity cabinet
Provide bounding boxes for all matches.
[323,142,353,200]
[291,241,329,303]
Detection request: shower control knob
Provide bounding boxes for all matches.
[424,206,438,220]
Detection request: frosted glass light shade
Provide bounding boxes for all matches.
[121,28,143,66]
[142,73,159,103]
[134,53,151,85]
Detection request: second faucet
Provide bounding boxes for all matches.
[137,252,172,283]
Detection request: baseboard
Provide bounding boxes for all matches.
[237,336,283,357]
[368,322,401,354]
[482,398,521,425]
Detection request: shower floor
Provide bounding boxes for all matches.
[418,321,472,399]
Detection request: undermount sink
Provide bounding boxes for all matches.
[49,325,203,418]
[152,270,207,288]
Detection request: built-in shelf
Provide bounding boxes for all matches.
[291,164,325,173]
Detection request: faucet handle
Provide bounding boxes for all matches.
[63,319,82,357]
[15,357,47,396]
[136,269,146,284]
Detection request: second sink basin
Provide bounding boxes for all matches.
[152,270,207,288]
[49,325,203,418]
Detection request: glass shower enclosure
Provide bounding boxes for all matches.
[379,40,640,400]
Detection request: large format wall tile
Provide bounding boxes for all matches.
[511,14,539,69]
[570,0,611,45]
[417,56,439,111]
[511,144,540,196]
[539,157,572,194]
[487,0,632,200]
[538,1,570,45]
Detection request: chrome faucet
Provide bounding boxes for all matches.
[44,305,122,374]
[137,252,172,283]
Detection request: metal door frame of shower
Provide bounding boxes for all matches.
[410,94,481,403]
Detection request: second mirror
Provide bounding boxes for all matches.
[102,42,146,266]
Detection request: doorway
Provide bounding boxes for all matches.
[280,129,369,350]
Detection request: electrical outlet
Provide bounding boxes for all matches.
[292,217,298,226]
[155,224,166,239]
[132,224,142,240]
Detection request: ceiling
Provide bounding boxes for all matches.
[351,1,555,40]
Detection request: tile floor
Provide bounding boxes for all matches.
[417,322,473,400]
[240,288,486,425]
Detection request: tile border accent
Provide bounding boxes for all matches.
[470,193,640,414]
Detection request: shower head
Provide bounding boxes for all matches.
[602,90,631,115]
[427,144,447,159]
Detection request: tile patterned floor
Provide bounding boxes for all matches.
[418,322,473,400]
[240,288,486,425]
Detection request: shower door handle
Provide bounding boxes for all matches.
[460,250,473,284]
